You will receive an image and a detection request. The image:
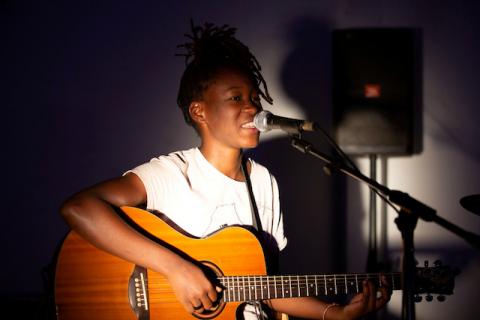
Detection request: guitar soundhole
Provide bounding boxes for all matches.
[192,261,226,319]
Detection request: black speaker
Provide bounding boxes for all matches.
[333,28,421,155]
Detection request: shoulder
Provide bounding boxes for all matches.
[248,158,277,185]
[126,148,196,179]
[145,148,195,170]
[160,148,196,168]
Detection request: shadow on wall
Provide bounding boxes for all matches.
[250,16,348,276]
[250,16,403,319]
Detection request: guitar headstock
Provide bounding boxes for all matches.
[414,260,459,302]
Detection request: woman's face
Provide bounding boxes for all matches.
[194,67,263,151]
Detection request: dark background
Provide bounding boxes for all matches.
[2,1,480,319]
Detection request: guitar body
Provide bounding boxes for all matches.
[55,206,268,319]
[55,207,456,319]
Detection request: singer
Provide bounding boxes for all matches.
[60,21,390,320]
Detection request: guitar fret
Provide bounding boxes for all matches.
[231,277,234,301]
[244,276,247,301]
[355,274,359,293]
[221,277,225,302]
[260,276,263,299]
[306,275,309,296]
[334,274,337,295]
[297,275,300,297]
[246,276,249,301]
[238,276,242,301]
[323,275,327,295]
[344,274,348,294]
[248,276,252,301]
[231,276,235,302]
[281,276,285,298]
[252,276,255,300]
[224,277,228,302]
[288,276,292,297]
[267,276,270,299]
[237,276,240,301]
[253,277,257,300]
[248,276,251,301]
[249,276,252,300]
[231,277,235,302]
[230,277,233,301]
[315,275,318,296]
[274,276,277,298]
[228,277,232,302]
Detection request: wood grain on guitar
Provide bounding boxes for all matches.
[55,207,456,319]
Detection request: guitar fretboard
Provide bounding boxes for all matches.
[218,273,400,302]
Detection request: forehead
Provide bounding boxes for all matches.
[208,67,257,91]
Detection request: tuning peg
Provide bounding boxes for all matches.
[437,295,446,302]
[425,294,433,302]
[414,295,423,303]
[434,260,442,267]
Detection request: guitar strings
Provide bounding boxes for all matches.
[147,273,401,298]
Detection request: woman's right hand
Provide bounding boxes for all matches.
[166,258,222,314]
[60,174,221,314]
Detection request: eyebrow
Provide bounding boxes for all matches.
[225,86,244,91]
[224,85,259,93]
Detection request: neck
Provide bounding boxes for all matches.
[199,144,245,181]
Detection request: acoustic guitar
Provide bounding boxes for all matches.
[55,206,456,319]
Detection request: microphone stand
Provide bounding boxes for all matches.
[289,135,480,320]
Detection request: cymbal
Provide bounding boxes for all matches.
[460,194,480,215]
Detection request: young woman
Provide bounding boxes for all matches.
[60,22,390,319]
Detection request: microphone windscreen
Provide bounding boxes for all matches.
[253,110,272,132]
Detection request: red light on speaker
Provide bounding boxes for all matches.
[364,84,381,98]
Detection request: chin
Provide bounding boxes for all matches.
[242,141,259,149]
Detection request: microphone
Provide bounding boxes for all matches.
[253,110,318,133]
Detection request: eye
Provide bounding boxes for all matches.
[230,95,242,102]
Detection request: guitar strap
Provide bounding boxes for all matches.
[240,156,267,320]
[241,156,262,231]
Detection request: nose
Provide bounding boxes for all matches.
[245,98,262,114]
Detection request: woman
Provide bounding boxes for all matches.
[61,21,390,319]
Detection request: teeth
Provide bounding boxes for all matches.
[241,121,255,129]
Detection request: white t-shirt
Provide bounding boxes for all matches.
[128,148,288,320]
[129,148,287,251]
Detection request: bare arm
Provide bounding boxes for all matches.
[267,279,390,320]
[60,173,219,313]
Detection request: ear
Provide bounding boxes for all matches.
[188,102,206,126]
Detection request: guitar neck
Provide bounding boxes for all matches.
[219,273,401,302]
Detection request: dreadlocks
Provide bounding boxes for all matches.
[176,20,273,127]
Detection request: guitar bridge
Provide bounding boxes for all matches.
[128,265,150,320]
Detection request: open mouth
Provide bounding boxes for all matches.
[241,121,256,129]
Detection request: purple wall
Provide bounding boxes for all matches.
[3,1,479,319]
